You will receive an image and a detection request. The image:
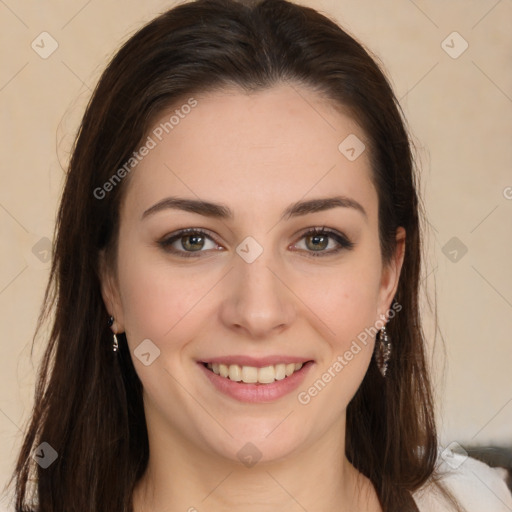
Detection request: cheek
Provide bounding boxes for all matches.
[296,265,380,419]
[115,244,211,344]
[298,256,382,347]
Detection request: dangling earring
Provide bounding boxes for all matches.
[112,333,119,352]
[375,325,391,377]
[108,316,119,352]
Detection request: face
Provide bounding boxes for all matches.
[101,83,405,465]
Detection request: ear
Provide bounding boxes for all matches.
[376,226,406,320]
[98,249,125,333]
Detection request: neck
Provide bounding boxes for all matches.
[132,412,380,512]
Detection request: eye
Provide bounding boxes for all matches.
[158,226,354,259]
[158,228,222,258]
[291,227,354,257]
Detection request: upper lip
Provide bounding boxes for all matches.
[199,355,314,368]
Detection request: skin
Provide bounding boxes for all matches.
[100,83,405,512]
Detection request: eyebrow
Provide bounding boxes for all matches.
[141,195,367,222]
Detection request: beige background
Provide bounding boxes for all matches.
[1,0,511,507]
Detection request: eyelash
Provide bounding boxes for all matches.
[158,226,354,259]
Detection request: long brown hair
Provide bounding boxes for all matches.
[8,1,464,510]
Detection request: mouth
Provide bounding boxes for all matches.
[201,360,312,385]
[198,358,315,403]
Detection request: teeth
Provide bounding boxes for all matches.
[206,361,305,384]
[257,366,276,384]
[275,363,286,380]
[228,364,242,382]
[241,365,258,383]
[219,363,229,378]
[285,363,295,377]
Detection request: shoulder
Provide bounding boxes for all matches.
[412,446,512,512]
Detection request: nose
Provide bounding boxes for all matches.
[218,247,296,339]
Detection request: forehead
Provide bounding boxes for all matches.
[122,83,377,222]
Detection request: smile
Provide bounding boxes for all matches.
[204,362,304,384]
[198,359,315,403]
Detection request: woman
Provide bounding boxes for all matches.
[7,0,512,511]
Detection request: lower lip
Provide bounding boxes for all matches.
[198,361,314,403]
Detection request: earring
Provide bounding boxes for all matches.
[375,325,391,377]
[108,316,119,352]
[112,333,119,352]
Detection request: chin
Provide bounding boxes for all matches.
[202,419,309,466]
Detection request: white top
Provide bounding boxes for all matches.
[412,447,512,511]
